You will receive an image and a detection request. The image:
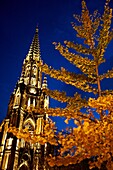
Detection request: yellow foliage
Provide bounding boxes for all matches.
[64,119,69,124]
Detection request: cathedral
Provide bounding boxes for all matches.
[0,27,51,170]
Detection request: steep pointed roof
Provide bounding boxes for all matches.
[25,26,41,61]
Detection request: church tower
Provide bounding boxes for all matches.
[0,27,49,170]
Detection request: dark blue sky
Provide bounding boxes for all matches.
[0,0,113,129]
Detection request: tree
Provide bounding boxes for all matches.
[9,0,113,169]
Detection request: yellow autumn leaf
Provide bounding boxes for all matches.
[64,119,69,124]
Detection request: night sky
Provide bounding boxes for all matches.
[0,0,113,130]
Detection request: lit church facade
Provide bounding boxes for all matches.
[0,27,51,170]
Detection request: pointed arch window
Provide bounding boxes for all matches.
[24,118,35,132]
[25,65,31,77]
[14,89,21,106]
[32,65,37,73]
[15,94,21,105]
[31,65,37,77]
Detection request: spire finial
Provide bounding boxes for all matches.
[36,24,39,33]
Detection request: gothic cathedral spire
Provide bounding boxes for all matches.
[20,26,43,88]
[0,27,49,170]
[25,26,41,61]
